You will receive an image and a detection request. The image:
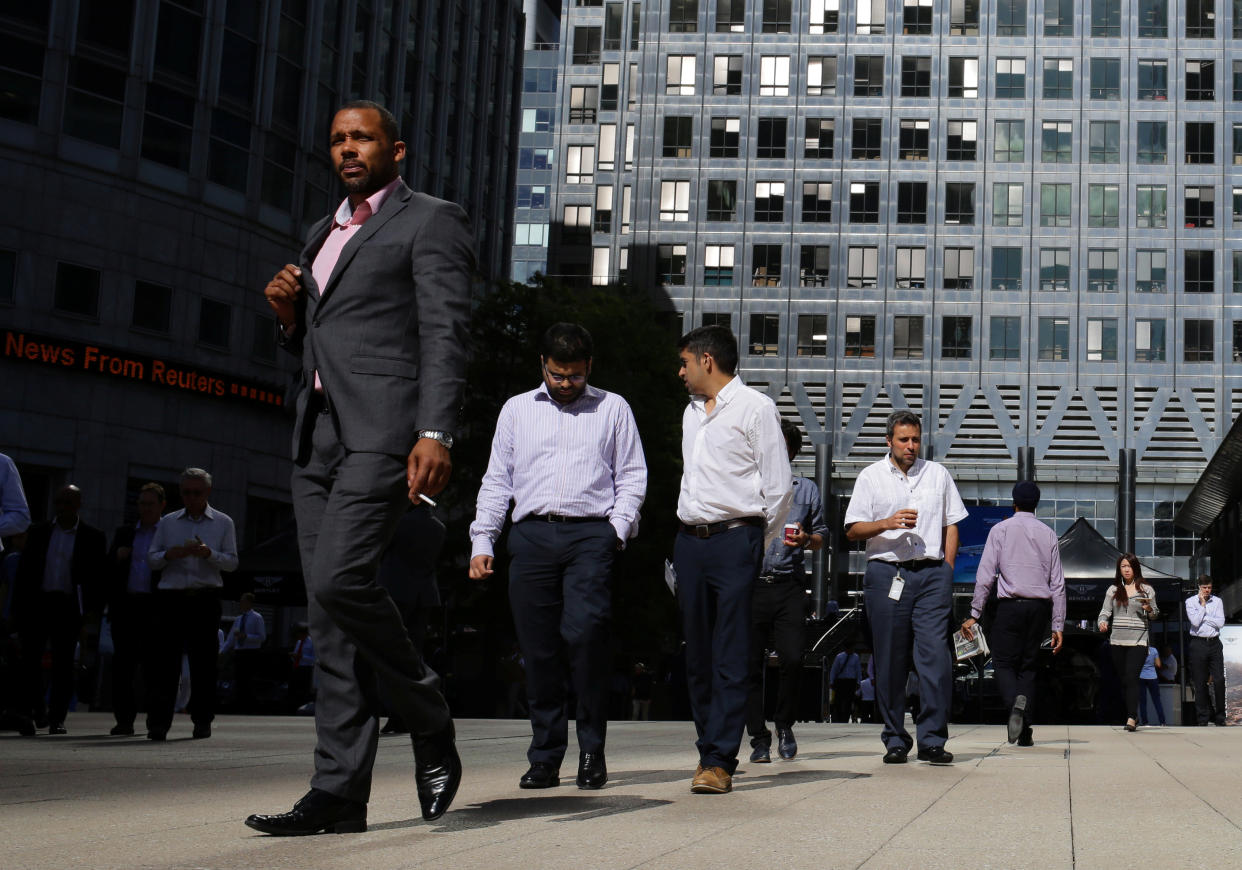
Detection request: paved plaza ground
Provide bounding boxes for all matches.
[4,713,1242,869]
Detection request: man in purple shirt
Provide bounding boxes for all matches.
[470,323,647,792]
[960,481,1065,746]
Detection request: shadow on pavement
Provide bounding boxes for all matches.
[423,794,673,832]
[733,769,870,790]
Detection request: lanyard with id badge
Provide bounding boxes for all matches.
[888,571,905,601]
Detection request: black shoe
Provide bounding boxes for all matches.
[1007,695,1027,744]
[245,788,367,836]
[17,717,36,737]
[749,742,771,763]
[147,729,167,742]
[111,724,135,736]
[414,722,461,821]
[34,714,48,730]
[48,722,67,735]
[882,746,909,764]
[777,728,797,760]
[193,723,211,739]
[917,746,954,765]
[1216,718,1227,727]
[519,761,561,789]
[1018,727,1034,747]
[576,752,607,789]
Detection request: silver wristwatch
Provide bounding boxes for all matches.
[418,430,454,449]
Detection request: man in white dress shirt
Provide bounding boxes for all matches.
[221,592,266,712]
[1186,576,1227,726]
[674,325,792,795]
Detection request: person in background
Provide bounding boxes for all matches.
[631,662,653,721]
[856,675,875,723]
[1097,554,1158,732]
[829,645,862,725]
[1185,576,1226,727]
[288,624,316,712]
[1137,645,1166,727]
[220,592,266,712]
[1156,643,1177,683]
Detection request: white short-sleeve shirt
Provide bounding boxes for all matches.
[843,456,968,562]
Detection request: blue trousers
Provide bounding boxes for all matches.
[863,559,953,752]
[675,525,763,774]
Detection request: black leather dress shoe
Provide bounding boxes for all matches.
[777,728,798,760]
[917,746,954,765]
[48,723,67,735]
[245,789,367,836]
[110,724,135,736]
[577,752,607,789]
[414,722,462,821]
[882,746,909,764]
[519,761,561,789]
[749,742,771,763]
[192,723,211,739]
[1017,727,1034,747]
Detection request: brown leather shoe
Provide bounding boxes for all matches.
[690,766,732,794]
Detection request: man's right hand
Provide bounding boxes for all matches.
[469,555,494,580]
[264,263,303,328]
[165,546,188,560]
[886,509,919,531]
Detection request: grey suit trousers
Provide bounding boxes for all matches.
[292,408,451,803]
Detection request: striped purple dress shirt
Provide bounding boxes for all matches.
[469,383,648,559]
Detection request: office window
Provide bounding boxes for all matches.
[198,297,231,348]
[749,313,780,355]
[1040,183,1072,227]
[855,56,884,97]
[1234,321,1242,362]
[1090,59,1120,99]
[760,0,791,31]
[996,58,1026,98]
[754,182,786,221]
[1088,249,1120,293]
[1038,317,1070,360]
[1092,0,1121,36]
[670,0,698,32]
[657,244,687,285]
[598,124,617,170]
[1138,0,1168,37]
[847,246,878,287]
[701,312,731,329]
[802,183,833,222]
[0,249,12,303]
[757,117,787,158]
[857,0,885,33]
[1186,122,1214,164]
[704,244,736,285]
[54,263,100,317]
[1041,121,1072,163]
[752,245,782,286]
[663,116,693,158]
[1089,121,1120,163]
[594,186,613,232]
[621,185,632,233]
[950,0,980,34]
[993,183,1024,226]
[1039,248,1071,291]
[590,247,610,286]
[759,56,790,96]
[1185,319,1214,362]
[1236,252,1242,292]
[1185,250,1214,293]
[522,109,554,133]
[1135,319,1166,361]
[1088,184,1119,228]
[850,181,880,223]
[997,0,1026,35]
[797,314,829,356]
[562,204,592,243]
[895,248,926,289]
[948,58,979,98]
[706,179,737,220]
[1187,0,1216,38]
[716,0,745,32]
[1187,61,1215,101]
[1137,60,1168,100]
[714,55,743,95]
[945,182,976,225]
[516,185,548,209]
[946,120,977,160]
[1234,187,1242,224]
[600,64,619,110]
[1136,121,1167,164]
[901,56,931,98]
[990,316,1022,360]
[893,316,925,359]
[844,315,876,358]
[944,247,975,288]
[852,118,882,159]
[807,56,838,96]
[805,119,834,158]
[666,56,696,95]
[572,26,601,63]
[898,119,929,160]
[608,2,625,49]
[800,246,832,286]
[903,0,932,33]
[896,182,927,224]
[518,148,554,171]
[994,119,1025,162]
[709,118,740,158]
[143,85,195,171]
[1086,319,1118,361]
[132,280,171,332]
[565,145,595,183]
[569,86,599,123]
[659,180,690,221]
[992,247,1023,291]
[64,58,127,149]
[943,316,972,359]
[809,0,840,33]
[1044,0,1073,35]
[514,223,550,246]
[1136,250,1167,293]
[1235,124,1242,164]
[1043,59,1073,99]
[1186,186,1215,228]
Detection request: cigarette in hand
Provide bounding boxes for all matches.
[418,493,437,508]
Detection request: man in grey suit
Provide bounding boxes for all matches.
[246,101,472,836]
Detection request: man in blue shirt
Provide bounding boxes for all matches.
[745,420,827,762]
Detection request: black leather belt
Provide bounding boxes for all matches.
[885,558,943,571]
[679,517,764,538]
[758,571,796,585]
[524,514,606,523]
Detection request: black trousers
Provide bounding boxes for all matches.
[110,594,157,729]
[746,577,806,741]
[20,592,80,724]
[1188,635,1226,724]
[507,518,615,766]
[990,597,1052,726]
[831,679,859,723]
[291,410,451,803]
[149,588,221,732]
[1109,644,1148,722]
[233,649,261,712]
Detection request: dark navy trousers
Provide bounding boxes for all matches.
[507,518,616,766]
[863,559,953,752]
[674,524,763,774]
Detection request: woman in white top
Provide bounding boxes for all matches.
[1098,553,1159,732]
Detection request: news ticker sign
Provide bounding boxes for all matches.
[3,328,285,410]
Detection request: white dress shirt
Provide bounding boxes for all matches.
[148,506,239,590]
[1186,594,1226,638]
[843,456,968,562]
[0,452,31,552]
[42,520,78,593]
[220,609,266,651]
[677,376,793,544]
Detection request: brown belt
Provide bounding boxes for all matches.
[678,517,763,538]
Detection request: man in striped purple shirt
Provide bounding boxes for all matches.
[469,323,647,792]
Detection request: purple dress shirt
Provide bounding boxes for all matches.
[970,510,1067,631]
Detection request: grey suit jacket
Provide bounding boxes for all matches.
[282,181,474,460]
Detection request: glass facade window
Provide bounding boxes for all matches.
[893,315,925,359]
[1038,317,1070,360]
[1234,61,1242,101]
[807,57,838,96]
[857,0,885,35]
[1043,59,1073,99]
[1137,60,1168,100]
[1184,319,1214,361]
[749,313,780,355]
[710,118,740,157]
[1090,58,1120,99]
[573,26,601,64]
[994,119,1025,162]
[802,182,833,222]
[950,0,980,35]
[754,181,786,221]
[855,56,884,97]
[1088,184,1119,228]
[757,117,787,158]
[901,56,932,98]
[132,281,171,332]
[990,316,1022,359]
[1185,250,1214,293]
[903,0,932,34]
[662,116,693,157]
[666,56,697,95]
[54,263,100,318]
[947,58,978,98]
[1185,186,1215,228]
[1138,0,1168,38]
[1086,318,1118,361]
[64,59,127,149]
[895,248,926,288]
[1044,0,1073,35]
[570,86,599,124]
[1040,183,1072,227]
[800,245,832,286]
[198,297,231,349]
[660,180,691,221]
[847,246,878,287]
[899,119,929,160]
[1136,249,1168,293]
[1089,121,1120,163]
[1088,249,1119,293]
[670,0,699,32]
[760,56,790,96]
[1135,318,1167,361]
[1186,122,1214,164]
[844,315,876,357]
[946,120,977,160]
[0,248,14,303]
[658,244,688,285]
[797,314,828,356]
[805,118,834,158]
[704,244,735,285]
[1039,247,1071,291]
[993,182,1024,226]
[896,182,927,224]
[1041,120,1072,163]
[997,0,1027,36]
[996,58,1026,98]
[706,179,737,220]
[809,0,840,34]
[752,245,782,286]
[852,118,882,159]
[714,55,743,95]
[716,0,745,32]
[944,247,975,288]
[992,247,1023,290]
[1136,185,1167,227]
[1186,60,1215,101]
[1187,0,1216,38]
[945,182,975,225]
[850,181,879,223]
[943,316,972,359]
[1091,0,1121,36]
[1235,251,1242,292]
